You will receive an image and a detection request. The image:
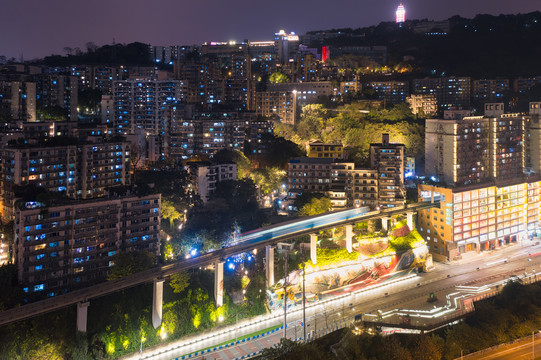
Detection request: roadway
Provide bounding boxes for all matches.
[0,202,437,327]
[124,241,541,360]
[462,333,541,360]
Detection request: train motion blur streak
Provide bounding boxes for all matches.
[237,207,371,245]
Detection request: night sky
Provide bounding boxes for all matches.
[1,0,539,60]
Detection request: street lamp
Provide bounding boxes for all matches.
[234,311,247,343]
[139,330,145,360]
[302,247,307,341]
[532,331,535,359]
[283,250,289,339]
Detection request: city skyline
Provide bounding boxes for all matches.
[1,0,541,358]
[0,0,539,60]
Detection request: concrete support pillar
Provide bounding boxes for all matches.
[214,261,224,307]
[382,217,389,231]
[345,225,353,253]
[265,245,275,288]
[407,212,414,230]
[76,301,90,333]
[310,233,317,265]
[152,278,164,329]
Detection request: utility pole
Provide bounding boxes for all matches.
[235,312,239,343]
[314,312,317,336]
[302,248,306,341]
[532,331,535,360]
[139,332,143,359]
[283,251,288,339]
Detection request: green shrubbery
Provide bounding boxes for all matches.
[0,266,267,358]
[386,220,426,253]
[388,230,425,252]
[304,248,360,270]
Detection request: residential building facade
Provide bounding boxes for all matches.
[14,194,161,297]
[34,74,78,120]
[369,134,406,208]
[413,77,471,110]
[1,141,131,221]
[306,140,344,159]
[288,135,405,209]
[406,94,437,116]
[254,91,297,125]
[425,113,525,187]
[112,79,187,135]
[188,162,237,203]
[369,81,409,105]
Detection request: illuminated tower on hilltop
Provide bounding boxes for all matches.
[396,3,406,23]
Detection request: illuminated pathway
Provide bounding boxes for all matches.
[123,242,541,360]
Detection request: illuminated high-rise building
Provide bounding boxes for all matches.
[425,112,525,187]
[396,3,406,23]
[112,79,187,134]
[274,30,299,64]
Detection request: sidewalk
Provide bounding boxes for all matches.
[442,242,535,267]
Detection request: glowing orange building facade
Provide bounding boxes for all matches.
[418,181,541,261]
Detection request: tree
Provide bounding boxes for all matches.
[269,72,290,84]
[135,169,190,199]
[181,178,265,244]
[379,335,413,360]
[260,338,327,359]
[259,133,305,168]
[176,229,222,255]
[296,104,329,140]
[298,196,332,216]
[107,251,155,280]
[78,88,103,114]
[250,167,286,195]
[408,335,442,360]
[0,264,25,310]
[86,42,98,53]
[213,149,252,178]
[211,179,258,208]
[36,106,67,121]
[260,338,301,359]
[169,272,190,293]
[161,199,182,228]
[25,341,64,360]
